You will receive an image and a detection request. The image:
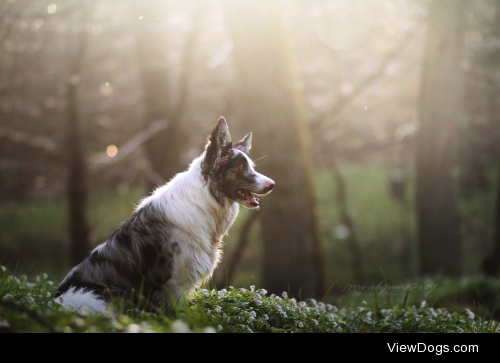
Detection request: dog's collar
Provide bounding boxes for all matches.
[210,145,245,174]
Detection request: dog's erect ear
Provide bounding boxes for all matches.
[234,132,252,154]
[211,116,231,147]
[202,117,232,176]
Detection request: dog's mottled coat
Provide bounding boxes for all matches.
[55,118,274,313]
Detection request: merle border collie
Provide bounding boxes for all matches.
[54,117,275,313]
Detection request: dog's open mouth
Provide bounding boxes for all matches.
[236,189,260,207]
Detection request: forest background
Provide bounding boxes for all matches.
[1,0,500,315]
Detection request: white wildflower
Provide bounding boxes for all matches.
[311,302,318,308]
[47,301,53,308]
[327,313,334,321]
[171,320,190,333]
[229,286,234,290]
[248,317,255,322]
[263,314,269,320]
[305,307,310,313]
[250,311,257,318]
[420,300,426,308]
[127,324,142,333]
[217,325,223,332]
[275,304,282,311]
[250,285,255,292]
[259,289,267,295]
[201,289,208,293]
[362,301,367,305]
[204,327,216,333]
[432,312,437,317]
[340,308,346,315]
[3,294,13,300]
[282,312,287,318]
[0,318,10,328]
[21,275,28,282]
[270,294,276,298]
[256,300,262,305]
[0,265,6,272]
[255,293,262,299]
[404,312,410,317]
[357,307,364,312]
[282,291,288,299]
[437,309,442,314]
[26,293,34,304]
[318,302,325,308]
[312,319,318,326]
[310,299,317,304]
[458,327,464,333]
[214,305,222,313]
[220,289,227,293]
[218,292,224,299]
[298,322,304,328]
[468,312,474,319]
[367,311,372,318]
[48,281,53,286]
[42,273,48,280]
[204,293,209,298]
[299,302,306,308]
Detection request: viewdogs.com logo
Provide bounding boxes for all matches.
[342,281,439,297]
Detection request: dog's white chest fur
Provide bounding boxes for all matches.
[139,156,239,289]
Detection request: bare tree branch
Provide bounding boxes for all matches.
[312,31,415,128]
[215,213,259,288]
[89,120,168,174]
[0,127,59,154]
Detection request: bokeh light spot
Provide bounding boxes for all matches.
[47,4,57,14]
[106,145,118,157]
[100,82,113,96]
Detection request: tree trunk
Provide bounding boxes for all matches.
[224,0,325,297]
[134,1,203,187]
[481,0,500,276]
[416,0,464,276]
[330,163,364,284]
[67,6,92,266]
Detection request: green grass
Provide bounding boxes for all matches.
[1,267,498,333]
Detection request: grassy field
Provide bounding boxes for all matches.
[0,166,498,317]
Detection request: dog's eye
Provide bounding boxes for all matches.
[239,165,245,169]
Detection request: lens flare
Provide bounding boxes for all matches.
[106,145,118,157]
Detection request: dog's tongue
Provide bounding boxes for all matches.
[245,192,259,206]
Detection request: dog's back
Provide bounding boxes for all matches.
[55,117,275,313]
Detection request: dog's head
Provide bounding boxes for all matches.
[201,117,275,208]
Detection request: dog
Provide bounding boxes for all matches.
[54,117,275,313]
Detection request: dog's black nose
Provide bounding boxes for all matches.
[263,183,275,193]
